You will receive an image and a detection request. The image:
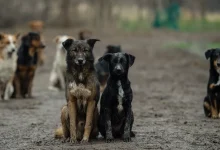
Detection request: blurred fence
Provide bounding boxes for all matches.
[1,0,220,30]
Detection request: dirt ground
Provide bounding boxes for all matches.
[1,29,220,150]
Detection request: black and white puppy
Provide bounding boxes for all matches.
[98,52,135,142]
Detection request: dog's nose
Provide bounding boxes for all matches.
[11,49,15,52]
[78,58,84,64]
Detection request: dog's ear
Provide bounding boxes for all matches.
[98,53,112,63]
[125,53,135,67]
[205,49,215,60]
[62,39,74,50]
[15,33,20,39]
[86,39,100,49]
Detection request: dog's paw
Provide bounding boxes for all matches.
[123,133,131,142]
[123,137,131,142]
[212,115,218,119]
[62,138,70,143]
[106,137,114,143]
[80,137,89,143]
[69,138,78,144]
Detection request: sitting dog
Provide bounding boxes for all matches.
[98,52,135,142]
[0,33,20,100]
[48,35,75,91]
[55,38,100,143]
[28,20,45,66]
[78,29,92,40]
[13,32,45,98]
[203,48,220,118]
[95,45,122,92]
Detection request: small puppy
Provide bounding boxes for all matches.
[28,20,45,66]
[98,52,135,142]
[48,35,75,91]
[55,39,100,143]
[204,48,220,118]
[0,33,20,100]
[95,45,122,92]
[78,29,92,40]
[13,32,45,98]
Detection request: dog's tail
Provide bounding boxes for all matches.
[54,126,63,139]
[203,96,211,118]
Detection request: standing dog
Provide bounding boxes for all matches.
[203,48,220,118]
[13,32,45,98]
[95,45,122,92]
[48,35,75,91]
[98,52,135,142]
[55,39,100,143]
[0,33,20,100]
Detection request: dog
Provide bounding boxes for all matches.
[78,29,92,40]
[0,33,20,100]
[95,45,122,92]
[13,32,45,98]
[203,48,220,118]
[28,20,45,66]
[48,35,75,91]
[55,38,100,143]
[98,52,135,142]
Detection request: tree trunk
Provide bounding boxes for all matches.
[60,0,71,27]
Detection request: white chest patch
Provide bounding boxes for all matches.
[79,73,83,81]
[117,81,124,112]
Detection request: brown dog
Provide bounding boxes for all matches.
[78,29,92,40]
[13,32,45,98]
[55,39,100,143]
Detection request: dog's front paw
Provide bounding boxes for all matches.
[69,138,78,144]
[123,133,131,142]
[62,138,70,143]
[80,137,89,143]
[15,94,22,99]
[212,114,218,119]
[106,136,114,143]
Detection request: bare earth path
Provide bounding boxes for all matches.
[0,29,220,150]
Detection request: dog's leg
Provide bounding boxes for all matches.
[58,68,65,90]
[211,96,218,119]
[204,96,211,118]
[81,100,95,143]
[123,104,132,142]
[3,81,13,100]
[27,71,35,98]
[68,98,77,143]
[105,108,114,143]
[48,70,59,91]
[14,76,22,98]
[61,105,70,142]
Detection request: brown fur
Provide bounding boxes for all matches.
[78,30,92,40]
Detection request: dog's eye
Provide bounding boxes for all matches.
[6,41,10,44]
[84,49,89,52]
[72,49,77,52]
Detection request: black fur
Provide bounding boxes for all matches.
[98,52,135,142]
[95,45,122,87]
[203,48,220,118]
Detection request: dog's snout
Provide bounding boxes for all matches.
[78,58,84,64]
[11,49,15,52]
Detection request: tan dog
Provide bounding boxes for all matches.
[28,20,45,66]
[48,35,75,91]
[0,33,20,100]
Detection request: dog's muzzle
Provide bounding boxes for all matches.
[114,65,124,75]
[75,58,86,65]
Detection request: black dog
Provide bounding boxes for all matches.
[13,32,45,98]
[204,48,220,118]
[95,45,122,92]
[98,52,135,142]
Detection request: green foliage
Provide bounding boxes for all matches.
[118,19,151,32]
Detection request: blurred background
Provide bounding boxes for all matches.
[1,0,220,32]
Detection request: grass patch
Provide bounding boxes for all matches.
[118,19,151,32]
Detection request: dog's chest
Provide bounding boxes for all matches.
[117,81,125,112]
